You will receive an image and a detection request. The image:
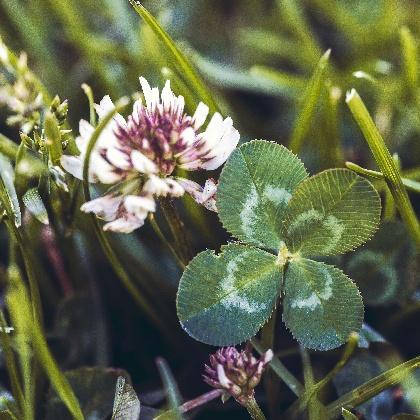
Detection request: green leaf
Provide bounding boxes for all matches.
[46,367,130,420]
[218,140,308,250]
[177,244,281,346]
[0,154,21,227]
[128,1,218,113]
[282,258,363,350]
[112,377,140,420]
[22,188,49,225]
[283,169,381,257]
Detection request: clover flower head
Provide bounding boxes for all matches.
[203,345,273,406]
[61,76,240,233]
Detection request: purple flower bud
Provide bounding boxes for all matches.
[203,344,273,406]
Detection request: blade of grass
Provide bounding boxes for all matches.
[346,89,420,251]
[156,357,184,420]
[128,1,219,113]
[400,26,418,97]
[327,356,420,418]
[289,50,331,154]
[81,98,168,333]
[6,268,84,420]
[0,310,24,419]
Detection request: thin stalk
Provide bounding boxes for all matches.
[245,397,266,420]
[346,89,420,251]
[251,338,304,397]
[0,310,24,418]
[300,346,316,420]
[81,98,167,333]
[260,310,278,419]
[1,209,43,328]
[289,333,358,416]
[346,161,420,193]
[327,356,420,418]
[159,198,192,265]
[155,390,223,419]
[148,214,185,269]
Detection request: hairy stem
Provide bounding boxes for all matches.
[245,397,266,420]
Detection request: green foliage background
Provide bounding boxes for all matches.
[0,0,420,418]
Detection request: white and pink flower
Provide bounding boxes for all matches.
[61,77,240,232]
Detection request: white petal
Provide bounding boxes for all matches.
[165,178,184,197]
[143,175,170,196]
[95,95,115,119]
[150,87,160,111]
[106,147,130,170]
[80,195,122,221]
[132,99,143,124]
[200,112,224,151]
[93,156,123,184]
[60,155,85,181]
[181,127,196,147]
[200,126,240,170]
[131,150,158,174]
[193,102,209,129]
[139,77,153,109]
[217,365,232,388]
[103,217,144,233]
[161,80,174,111]
[176,178,202,197]
[202,178,218,201]
[124,195,156,215]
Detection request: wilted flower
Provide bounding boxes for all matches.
[61,76,240,233]
[203,345,273,406]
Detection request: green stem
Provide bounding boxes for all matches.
[346,161,420,193]
[251,338,304,397]
[0,310,24,418]
[346,89,420,252]
[327,355,420,418]
[148,214,185,269]
[159,198,192,266]
[260,310,278,419]
[300,346,317,420]
[245,397,266,420]
[81,98,167,333]
[290,333,358,417]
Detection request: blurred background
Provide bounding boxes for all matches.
[0,0,420,418]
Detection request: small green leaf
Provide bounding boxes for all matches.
[0,153,21,227]
[44,111,63,165]
[218,140,308,250]
[283,168,381,257]
[282,258,363,350]
[22,188,49,225]
[177,244,281,346]
[112,377,140,420]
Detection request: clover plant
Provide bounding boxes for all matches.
[177,140,381,350]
